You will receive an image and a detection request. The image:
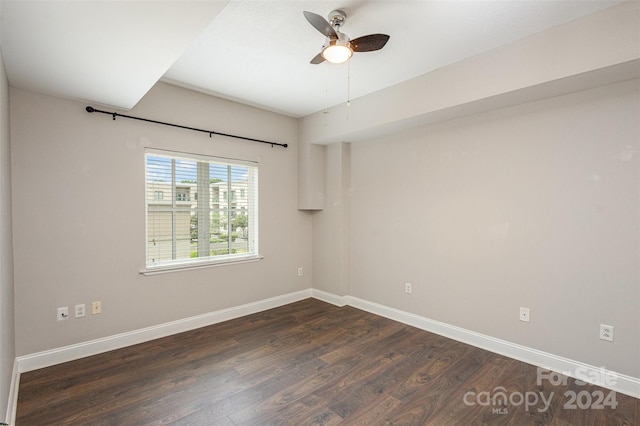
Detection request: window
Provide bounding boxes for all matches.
[145,149,258,271]
[175,187,190,202]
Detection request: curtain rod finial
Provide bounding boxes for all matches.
[86,106,95,113]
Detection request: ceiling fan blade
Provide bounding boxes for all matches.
[351,34,390,52]
[303,11,337,39]
[310,52,325,65]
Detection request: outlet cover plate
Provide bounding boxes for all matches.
[519,307,530,322]
[599,324,614,342]
[75,304,86,318]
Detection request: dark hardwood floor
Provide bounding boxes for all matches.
[16,298,638,425]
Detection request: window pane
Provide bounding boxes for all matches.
[145,150,258,269]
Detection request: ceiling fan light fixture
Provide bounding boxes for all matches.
[322,40,353,64]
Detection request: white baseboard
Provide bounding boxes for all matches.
[5,358,18,426]
[10,286,639,421]
[328,293,639,400]
[311,288,348,307]
[16,289,312,374]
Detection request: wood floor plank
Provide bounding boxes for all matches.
[228,352,367,424]
[16,298,638,425]
[340,393,403,425]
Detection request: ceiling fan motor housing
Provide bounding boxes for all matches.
[328,10,347,29]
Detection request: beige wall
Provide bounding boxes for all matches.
[0,49,15,422]
[341,80,639,377]
[11,82,312,356]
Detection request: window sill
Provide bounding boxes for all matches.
[140,255,263,276]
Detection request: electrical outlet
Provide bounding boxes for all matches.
[298,267,303,277]
[599,324,614,342]
[75,304,86,318]
[519,307,530,322]
[92,301,102,315]
[57,307,69,321]
[405,283,412,294]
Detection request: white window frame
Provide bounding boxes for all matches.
[142,149,260,275]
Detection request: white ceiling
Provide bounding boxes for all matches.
[0,0,626,118]
[0,0,229,109]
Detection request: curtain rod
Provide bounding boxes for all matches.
[85,106,288,148]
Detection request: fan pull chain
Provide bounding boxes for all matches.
[347,60,351,107]
[323,62,330,115]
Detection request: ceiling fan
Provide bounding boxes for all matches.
[303,9,390,65]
